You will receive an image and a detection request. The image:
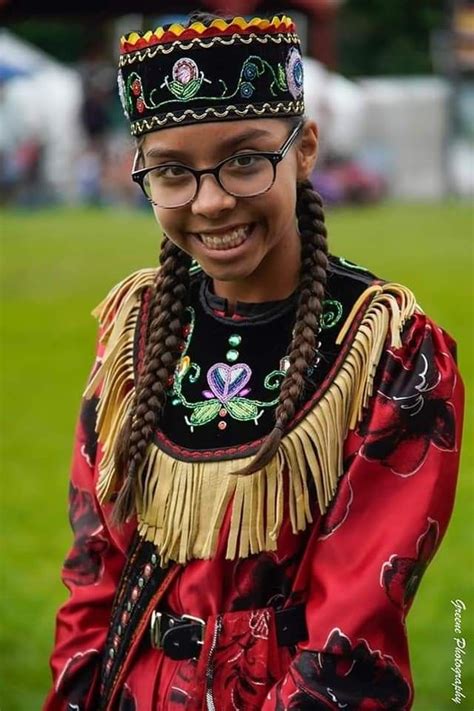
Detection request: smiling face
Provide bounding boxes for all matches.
[141,117,318,303]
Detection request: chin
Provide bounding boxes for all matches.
[199,260,257,282]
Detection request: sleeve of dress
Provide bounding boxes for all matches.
[43,330,127,711]
[262,311,464,710]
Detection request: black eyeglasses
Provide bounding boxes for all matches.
[131,120,304,209]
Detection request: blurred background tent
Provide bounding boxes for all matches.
[1,0,473,206]
[0,29,83,203]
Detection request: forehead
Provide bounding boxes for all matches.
[141,118,289,162]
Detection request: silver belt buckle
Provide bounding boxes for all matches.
[181,613,206,648]
[150,610,163,649]
[150,611,206,654]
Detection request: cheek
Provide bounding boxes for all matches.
[153,207,185,241]
[153,207,200,261]
[266,174,297,224]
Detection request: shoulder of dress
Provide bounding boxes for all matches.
[82,268,158,495]
[328,253,379,283]
[91,267,158,340]
[327,254,422,349]
[328,253,387,300]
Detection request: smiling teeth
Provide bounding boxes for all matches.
[199,225,250,250]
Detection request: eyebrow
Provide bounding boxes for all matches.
[145,127,274,161]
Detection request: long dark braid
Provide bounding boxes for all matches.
[113,84,328,513]
[234,180,329,476]
[112,181,328,516]
[112,237,192,523]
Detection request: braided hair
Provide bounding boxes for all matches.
[112,11,329,519]
[233,179,328,475]
[112,237,192,523]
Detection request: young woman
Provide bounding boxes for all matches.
[45,12,464,711]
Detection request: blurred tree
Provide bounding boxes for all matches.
[338,0,448,76]
[4,20,95,64]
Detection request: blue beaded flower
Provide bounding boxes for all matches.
[243,62,258,81]
[285,47,304,100]
[240,82,254,99]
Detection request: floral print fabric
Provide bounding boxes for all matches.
[45,307,464,711]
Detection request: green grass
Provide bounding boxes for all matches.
[1,202,473,710]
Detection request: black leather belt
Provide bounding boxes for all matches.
[149,604,307,661]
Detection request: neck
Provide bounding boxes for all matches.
[212,229,301,306]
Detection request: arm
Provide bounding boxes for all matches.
[263,312,464,710]
[44,338,128,711]
[44,269,155,710]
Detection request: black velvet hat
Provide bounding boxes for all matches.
[118,15,305,136]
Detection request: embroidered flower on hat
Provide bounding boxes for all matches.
[131,78,142,96]
[240,82,254,99]
[243,61,258,81]
[173,57,199,85]
[161,57,212,101]
[286,47,304,100]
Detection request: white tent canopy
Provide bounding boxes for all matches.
[0,29,83,199]
[303,56,367,160]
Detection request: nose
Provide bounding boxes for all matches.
[191,173,236,218]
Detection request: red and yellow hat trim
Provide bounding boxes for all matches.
[120,15,295,54]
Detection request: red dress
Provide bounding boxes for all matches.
[44,257,464,711]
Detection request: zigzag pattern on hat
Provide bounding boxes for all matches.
[120,15,295,54]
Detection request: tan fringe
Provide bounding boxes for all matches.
[85,272,419,564]
[83,268,157,500]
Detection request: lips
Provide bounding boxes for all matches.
[194,224,253,251]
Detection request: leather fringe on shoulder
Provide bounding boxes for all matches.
[84,270,420,564]
[83,268,157,501]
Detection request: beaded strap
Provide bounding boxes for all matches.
[99,533,175,708]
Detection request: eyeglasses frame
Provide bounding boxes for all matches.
[131,119,305,208]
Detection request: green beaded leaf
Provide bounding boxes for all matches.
[277,63,288,91]
[168,79,202,101]
[189,400,221,426]
[226,398,260,421]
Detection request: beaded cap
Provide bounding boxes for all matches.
[118,15,305,136]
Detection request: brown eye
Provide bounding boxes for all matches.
[154,165,188,179]
[225,154,266,173]
[230,155,257,168]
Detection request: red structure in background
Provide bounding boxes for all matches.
[202,0,342,69]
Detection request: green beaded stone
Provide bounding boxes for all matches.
[228,334,242,347]
[226,349,239,362]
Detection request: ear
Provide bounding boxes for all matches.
[296,120,318,181]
